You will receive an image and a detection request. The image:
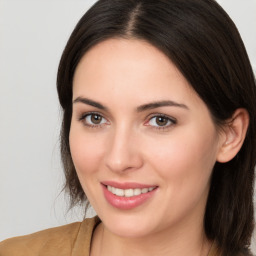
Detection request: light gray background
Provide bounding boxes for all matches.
[0,0,256,251]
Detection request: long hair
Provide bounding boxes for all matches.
[57,0,256,254]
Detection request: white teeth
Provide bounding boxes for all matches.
[107,185,155,197]
[124,189,133,197]
[134,188,141,196]
[141,188,148,193]
[115,188,125,196]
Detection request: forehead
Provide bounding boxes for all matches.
[73,38,177,82]
[72,38,201,109]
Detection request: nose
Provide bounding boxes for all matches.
[104,125,143,174]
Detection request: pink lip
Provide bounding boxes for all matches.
[101,183,158,210]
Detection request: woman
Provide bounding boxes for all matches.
[1,0,255,255]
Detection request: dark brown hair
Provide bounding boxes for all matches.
[57,0,256,255]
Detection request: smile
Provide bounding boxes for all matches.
[102,183,158,210]
[107,185,156,197]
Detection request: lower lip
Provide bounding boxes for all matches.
[102,185,157,210]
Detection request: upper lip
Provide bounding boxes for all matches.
[101,181,157,189]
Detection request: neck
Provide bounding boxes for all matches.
[90,217,212,256]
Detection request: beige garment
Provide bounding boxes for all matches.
[0,216,220,256]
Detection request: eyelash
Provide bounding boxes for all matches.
[78,112,177,130]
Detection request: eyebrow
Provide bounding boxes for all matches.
[136,100,189,112]
[73,97,189,112]
[73,97,108,111]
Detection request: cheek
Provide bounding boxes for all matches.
[144,127,218,190]
[69,126,105,176]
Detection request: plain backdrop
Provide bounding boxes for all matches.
[0,0,256,251]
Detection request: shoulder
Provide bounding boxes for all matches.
[0,217,99,256]
[0,222,81,256]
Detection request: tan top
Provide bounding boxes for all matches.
[0,216,220,256]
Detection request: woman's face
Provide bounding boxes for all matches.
[70,38,223,238]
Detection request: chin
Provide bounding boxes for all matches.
[98,211,157,238]
[109,223,153,238]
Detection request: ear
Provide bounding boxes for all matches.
[217,108,249,163]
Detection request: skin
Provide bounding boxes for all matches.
[69,38,241,256]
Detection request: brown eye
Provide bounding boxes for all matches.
[156,116,169,126]
[147,115,176,128]
[83,113,107,126]
[90,114,102,124]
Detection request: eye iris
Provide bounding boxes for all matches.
[91,114,102,124]
[156,116,168,126]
